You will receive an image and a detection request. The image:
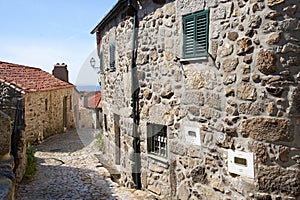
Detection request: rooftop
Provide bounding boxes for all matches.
[90,0,128,34]
[0,61,74,94]
[87,91,102,109]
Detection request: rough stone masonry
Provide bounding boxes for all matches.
[94,0,300,199]
[0,112,15,200]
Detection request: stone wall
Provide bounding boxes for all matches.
[0,113,15,200]
[97,0,300,199]
[1,82,76,182]
[0,82,22,117]
[78,108,94,129]
[24,88,75,143]
[14,87,76,181]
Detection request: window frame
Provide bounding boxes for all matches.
[99,49,104,73]
[109,43,116,72]
[182,10,210,59]
[147,123,168,159]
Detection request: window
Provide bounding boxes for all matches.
[99,50,104,73]
[109,43,116,72]
[147,124,168,158]
[183,10,209,59]
[103,114,108,131]
[45,99,48,111]
[70,95,72,111]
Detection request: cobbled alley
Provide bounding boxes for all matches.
[16,130,156,200]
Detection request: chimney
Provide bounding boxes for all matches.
[52,63,69,82]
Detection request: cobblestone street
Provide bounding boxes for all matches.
[16,130,155,200]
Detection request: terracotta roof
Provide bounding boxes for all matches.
[87,91,102,109]
[0,61,74,93]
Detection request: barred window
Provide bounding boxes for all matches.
[147,123,168,158]
[183,10,209,58]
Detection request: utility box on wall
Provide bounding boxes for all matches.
[228,149,255,178]
[184,126,201,146]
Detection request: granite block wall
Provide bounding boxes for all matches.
[0,92,15,200]
[1,81,76,182]
[97,0,300,199]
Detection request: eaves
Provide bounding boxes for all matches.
[90,0,128,34]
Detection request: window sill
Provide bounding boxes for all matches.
[180,56,209,63]
[147,153,169,165]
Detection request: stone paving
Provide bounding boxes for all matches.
[16,129,157,200]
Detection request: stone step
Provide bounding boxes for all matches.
[94,154,121,182]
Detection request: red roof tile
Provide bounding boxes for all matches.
[87,92,102,109]
[0,61,74,93]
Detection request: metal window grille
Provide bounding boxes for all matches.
[183,10,209,58]
[148,124,168,158]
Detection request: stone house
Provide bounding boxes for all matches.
[87,91,102,129]
[0,61,76,182]
[91,0,300,199]
[76,91,102,129]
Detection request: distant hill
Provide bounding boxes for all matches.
[76,85,101,92]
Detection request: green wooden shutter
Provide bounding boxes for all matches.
[195,10,209,57]
[110,43,115,72]
[183,15,195,58]
[183,10,209,58]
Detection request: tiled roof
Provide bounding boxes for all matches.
[87,91,102,109]
[0,61,74,93]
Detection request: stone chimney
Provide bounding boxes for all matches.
[52,63,69,82]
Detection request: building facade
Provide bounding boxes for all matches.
[92,0,300,199]
[76,91,102,129]
[0,61,76,182]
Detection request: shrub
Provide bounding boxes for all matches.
[95,128,103,151]
[25,144,36,178]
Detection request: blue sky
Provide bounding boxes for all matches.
[0,0,117,85]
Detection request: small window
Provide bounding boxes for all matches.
[45,99,48,111]
[109,43,116,72]
[99,50,104,73]
[182,10,209,59]
[147,123,168,158]
[70,95,72,111]
[103,114,108,131]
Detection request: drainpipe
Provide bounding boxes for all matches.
[129,0,142,190]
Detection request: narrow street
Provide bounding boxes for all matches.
[15,130,155,200]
